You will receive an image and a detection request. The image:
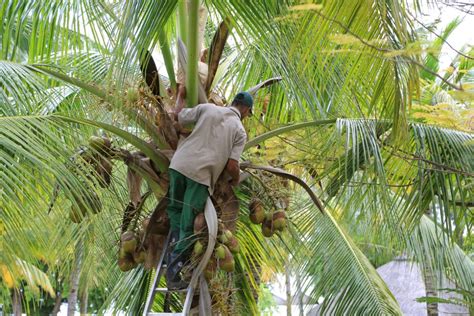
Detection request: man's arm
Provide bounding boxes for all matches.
[227,128,247,186]
[226,159,240,186]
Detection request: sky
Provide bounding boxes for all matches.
[417,2,474,68]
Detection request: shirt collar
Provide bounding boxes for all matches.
[228,106,241,119]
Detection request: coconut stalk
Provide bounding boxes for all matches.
[185,0,200,107]
[177,0,188,45]
[158,30,176,91]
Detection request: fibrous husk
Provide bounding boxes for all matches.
[141,217,150,231]
[249,198,265,224]
[194,212,207,234]
[127,168,143,207]
[121,231,138,253]
[144,234,166,270]
[272,210,287,231]
[147,209,169,235]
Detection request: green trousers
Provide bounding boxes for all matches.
[166,169,209,254]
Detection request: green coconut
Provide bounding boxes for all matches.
[272,210,287,231]
[194,213,207,234]
[121,231,137,253]
[214,244,227,260]
[193,240,204,256]
[218,247,235,273]
[249,198,266,224]
[220,229,235,245]
[219,230,230,244]
[227,236,240,254]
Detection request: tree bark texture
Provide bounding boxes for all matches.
[422,262,439,316]
[11,287,22,316]
[285,259,292,316]
[68,241,83,316]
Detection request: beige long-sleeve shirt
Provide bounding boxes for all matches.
[169,103,247,194]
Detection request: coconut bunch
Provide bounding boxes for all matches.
[68,136,114,223]
[117,212,170,272]
[190,214,241,280]
[248,197,287,237]
[118,230,143,272]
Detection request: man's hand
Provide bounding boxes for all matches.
[226,159,240,186]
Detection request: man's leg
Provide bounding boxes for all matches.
[166,176,208,290]
[174,177,209,255]
[166,169,186,233]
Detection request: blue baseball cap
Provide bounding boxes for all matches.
[233,91,253,113]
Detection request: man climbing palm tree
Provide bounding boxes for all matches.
[166,91,253,289]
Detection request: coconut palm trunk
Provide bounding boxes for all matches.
[11,287,22,316]
[68,241,83,316]
[51,292,62,316]
[422,262,439,316]
[285,258,292,316]
[79,284,88,315]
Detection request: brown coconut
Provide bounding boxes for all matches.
[261,215,274,238]
[88,136,111,155]
[148,210,169,235]
[272,210,287,231]
[194,213,207,234]
[141,217,150,231]
[118,255,136,272]
[121,231,137,253]
[204,258,217,280]
[249,198,265,224]
[133,250,146,264]
[227,236,240,254]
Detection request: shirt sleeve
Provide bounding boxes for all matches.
[178,104,206,125]
[229,128,247,161]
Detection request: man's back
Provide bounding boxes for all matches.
[169,103,247,194]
